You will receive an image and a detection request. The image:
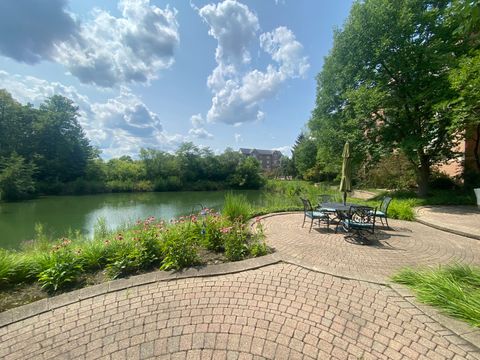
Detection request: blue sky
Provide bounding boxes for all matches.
[0,0,353,158]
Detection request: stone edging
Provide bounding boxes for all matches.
[0,253,282,329]
[1,211,479,352]
[415,207,480,241]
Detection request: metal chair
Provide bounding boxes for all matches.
[338,206,377,244]
[300,197,330,232]
[373,197,392,228]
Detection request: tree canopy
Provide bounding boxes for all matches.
[308,0,479,195]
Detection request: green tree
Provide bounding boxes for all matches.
[0,153,36,201]
[0,90,35,159]
[279,156,296,178]
[446,1,480,185]
[293,135,317,178]
[230,157,265,189]
[309,0,467,196]
[35,95,93,184]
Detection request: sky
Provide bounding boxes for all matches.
[0,0,354,159]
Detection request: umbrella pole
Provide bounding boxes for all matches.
[343,192,347,205]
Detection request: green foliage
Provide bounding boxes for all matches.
[222,193,252,222]
[0,90,267,202]
[229,157,266,189]
[359,152,416,190]
[392,264,480,327]
[200,210,227,252]
[37,242,82,293]
[160,223,199,270]
[386,199,417,221]
[292,135,317,178]
[309,0,473,196]
[93,217,109,240]
[0,153,36,201]
[78,239,109,271]
[0,203,270,295]
[223,221,249,261]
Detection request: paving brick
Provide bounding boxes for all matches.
[2,214,480,360]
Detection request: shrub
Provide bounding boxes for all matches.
[360,152,416,190]
[37,242,82,293]
[223,221,249,261]
[160,223,199,270]
[222,193,252,222]
[387,199,417,221]
[104,238,142,279]
[78,239,108,271]
[198,210,227,252]
[429,172,459,190]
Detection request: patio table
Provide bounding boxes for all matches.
[317,202,361,232]
[317,202,359,213]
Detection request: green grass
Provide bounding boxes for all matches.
[222,192,252,222]
[392,264,480,327]
[0,205,267,294]
[259,179,477,221]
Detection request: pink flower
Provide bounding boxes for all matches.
[220,226,233,234]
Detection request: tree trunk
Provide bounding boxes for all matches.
[417,153,430,198]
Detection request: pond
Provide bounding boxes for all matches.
[0,190,262,250]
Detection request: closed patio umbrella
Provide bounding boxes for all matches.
[339,142,352,205]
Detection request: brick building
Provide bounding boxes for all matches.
[240,148,282,171]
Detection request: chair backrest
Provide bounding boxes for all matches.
[380,197,392,213]
[349,206,377,232]
[300,197,313,213]
[318,194,332,204]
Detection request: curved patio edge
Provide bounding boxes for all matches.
[2,211,480,353]
[0,253,282,329]
[415,206,480,241]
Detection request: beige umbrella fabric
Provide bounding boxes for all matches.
[339,142,352,205]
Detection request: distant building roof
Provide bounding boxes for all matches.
[239,148,282,155]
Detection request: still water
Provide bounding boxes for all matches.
[0,190,262,249]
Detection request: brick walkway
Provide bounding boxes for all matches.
[262,213,480,283]
[1,213,480,359]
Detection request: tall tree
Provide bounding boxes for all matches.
[446,1,480,186]
[310,0,467,196]
[35,95,93,183]
[0,152,36,201]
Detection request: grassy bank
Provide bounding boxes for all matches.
[392,265,480,327]
[0,196,268,311]
[259,180,477,221]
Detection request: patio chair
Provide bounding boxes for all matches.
[300,197,330,232]
[372,197,392,228]
[338,206,377,244]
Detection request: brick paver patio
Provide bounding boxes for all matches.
[1,213,480,359]
[262,213,480,283]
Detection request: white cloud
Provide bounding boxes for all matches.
[273,145,291,156]
[188,127,214,139]
[234,133,243,143]
[0,0,179,87]
[188,113,213,139]
[190,113,205,128]
[0,71,185,158]
[198,1,309,126]
[199,0,259,66]
[55,0,179,87]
